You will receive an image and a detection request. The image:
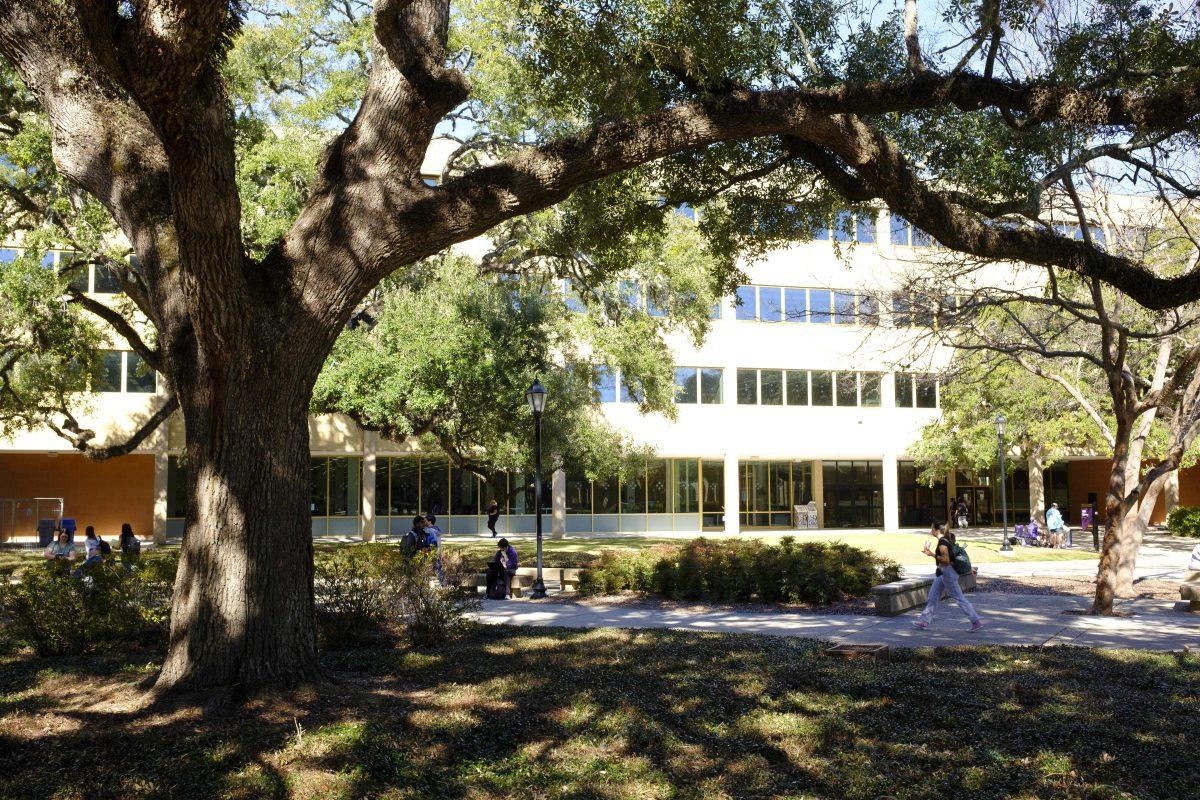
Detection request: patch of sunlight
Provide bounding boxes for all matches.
[408,707,479,734]
[732,709,821,742]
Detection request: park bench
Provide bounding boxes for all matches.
[871,572,977,616]
[464,571,535,598]
[1179,572,1200,613]
[513,567,585,591]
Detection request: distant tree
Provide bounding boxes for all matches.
[910,354,1103,526]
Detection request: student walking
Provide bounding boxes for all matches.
[486,500,500,538]
[913,524,983,631]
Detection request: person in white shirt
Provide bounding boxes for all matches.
[1045,503,1066,548]
[1189,542,1200,573]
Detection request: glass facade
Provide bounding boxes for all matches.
[563,458,723,531]
[822,460,884,528]
[740,460,813,528]
[898,461,947,527]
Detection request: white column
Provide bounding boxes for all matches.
[723,452,740,535]
[551,469,566,539]
[812,459,825,527]
[361,431,376,542]
[152,444,168,544]
[882,451,899,532]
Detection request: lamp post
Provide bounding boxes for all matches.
[526,379,548,599]
[996,414,1013,553]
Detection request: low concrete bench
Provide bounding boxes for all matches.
[872,572,977,616]
[1179,572,1200,612]
[465,572,535,598]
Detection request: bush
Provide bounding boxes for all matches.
[0,553,176,656]
[579,537,901,605]
[1166,506,1200,537]
[314,545,478,649]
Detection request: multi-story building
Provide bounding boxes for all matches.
[2,175,1197,542]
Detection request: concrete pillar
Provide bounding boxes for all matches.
[812,459,825,527]
[1165,469,1181,517]
[882,451,899,532]
[723,453,741,535]
[152,446,168,544]
[1028,447,1046,527]
[361,431,376,542]
[551,468,566,539]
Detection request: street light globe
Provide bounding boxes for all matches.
[526,378,547,414]
[995,413,1007,436]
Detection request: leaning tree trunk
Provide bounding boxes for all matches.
[155,343,327,693]
[1112,471,1170,597]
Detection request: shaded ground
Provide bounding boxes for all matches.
[2,627,1197,799]
[976,575,1182,601]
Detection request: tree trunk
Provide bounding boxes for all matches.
[1112,471,1169,596]
[1092,421,1132,614]
[1028,446,1046,527]
[155,346,325,693]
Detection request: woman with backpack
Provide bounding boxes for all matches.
[913,523,983,631]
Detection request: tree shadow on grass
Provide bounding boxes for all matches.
[1,628,1197,799]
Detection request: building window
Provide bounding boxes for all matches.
[92,350,122,392]
[388,457,420,516]
[736,368,758,404]
[760,369,784,405]
[835,372,858,406]
[61,253,89,293]
[735,285,757,320]
[565,473,592,514]
[700,368,722,404]
[620,468,646,515]
[672,459,699,513]
[167,456,187,517]
[916,374,938,408]
[860,372,882,407]
[620,377,643,404]
[619,279,642,310]
[594,475,620,514]
[0,248,17,263]
[647,285,669,318]
[785,370,808,405]
[674,367,698,403]
[594,367,617,403]
[898,461,947,527]
[759,286,783,322]
[94,263,123,294]
[895,373,914,407]
[740,460,812,528]
[823,460,884,527]
[125,352,157,393]
[646,458,668,513]
[834,291,857,324]
[450,466,478,516]
[785,288,806,321]
[809,289,832,323]
[811,370,833,405]
[889,213,936,247]
[701,460,724,528]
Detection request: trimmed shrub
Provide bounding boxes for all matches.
[314,544,477,648]
[1166,506,1200,537]
[580,537,900,605]
[0,553,176,656]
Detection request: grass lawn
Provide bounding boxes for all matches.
[443,531,1098,568]
[0,627,1194,799]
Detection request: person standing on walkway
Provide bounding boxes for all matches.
[913,524,983,631]
[486,500,501,538]
[1045,502,1065,548]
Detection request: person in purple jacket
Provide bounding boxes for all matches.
[494,538,519,598]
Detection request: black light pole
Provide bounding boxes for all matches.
[996,414,1013,553]
[526,379,548,599]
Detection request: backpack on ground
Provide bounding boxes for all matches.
[485,564,507,600]
[98,538,112,556]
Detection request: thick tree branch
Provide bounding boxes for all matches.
[48,393,178,461]
[66,289,163,373]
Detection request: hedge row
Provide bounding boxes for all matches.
[1166,506,1200,537]
[577,537,901,605]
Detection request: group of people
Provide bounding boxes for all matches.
[43,523,142,577]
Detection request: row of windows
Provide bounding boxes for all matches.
[736,369,883,407]
[0,248,125,294]
[565,458,724,526]
[93,350,157,393]
[601,367,940,408]
[734,285,877,324]
[563,279,721,319]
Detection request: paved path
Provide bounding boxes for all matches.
[476,593,1200,651]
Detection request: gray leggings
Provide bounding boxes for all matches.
[918,569,979,625]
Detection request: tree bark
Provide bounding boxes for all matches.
[1028,446,1046,527]
[155,341,326,693]
[1091,417,1132,614]
[1112,472,1169,597]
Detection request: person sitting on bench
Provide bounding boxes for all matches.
[493,538,519,598]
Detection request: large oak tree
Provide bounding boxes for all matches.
[3,0,1200,692]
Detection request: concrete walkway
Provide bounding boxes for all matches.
[476,593,1200,651]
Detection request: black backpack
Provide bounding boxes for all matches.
[401,530,419,553]
[98,538,112,556]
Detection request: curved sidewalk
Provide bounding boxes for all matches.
[476,593,1200,651]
